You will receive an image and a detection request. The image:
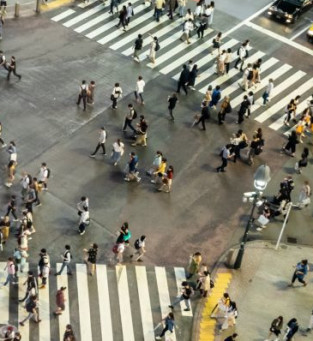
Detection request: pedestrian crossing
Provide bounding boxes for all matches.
[0,262,194,341]
[48,1,313,134]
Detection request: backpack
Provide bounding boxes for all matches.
[27,174,33,186]
[225,103,232,113]
[112,244,119,254]
[81,86,87,96]
[237,47,240,56]
[247,70,253,80]
[47,168,51,178]
[132,109,137,120]
[155,41,160,52]
[134,239,140,250]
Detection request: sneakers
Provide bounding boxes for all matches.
[168,305,174,309]
[124,178,130,182]
[19,322,25,327]
[151,180,156,184]
[80,230,85,236]
[89,154,96,158]
[184,308,191,311]
[2,143,7,148]
[136,177,141,182]
[155,337,161,340]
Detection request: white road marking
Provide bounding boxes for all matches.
[51,9,75,22]
[174,267,192,317]
[37,267,50,341]
[18,264,29,341]
[290,24,313,40]
[78,0,99,8]
[63,4,104,28]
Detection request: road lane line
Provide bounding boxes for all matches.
[63,4,104,27]
[174,267,192,317]
[51,9,76,22]
[37,267,50,341]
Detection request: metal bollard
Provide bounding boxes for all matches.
[35,0,41,13]
[14,2,20,17]
[225,248,235,268]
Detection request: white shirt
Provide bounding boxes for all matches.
[21,175,30,189]
[126,6,133,19]
[136,79,145,93]
[266,82,274,95]
[184,21,194,34]
[152,154,162,167]
[77,198,89,212]
[238,46,246,59]
[99,130,106,143]
[38,167,48,182]
[79,210,90,224]
[112,86,123,98]
[113,141,124,153]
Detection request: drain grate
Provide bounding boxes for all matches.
[287,237,298,244]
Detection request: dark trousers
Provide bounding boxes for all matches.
[117,18,126,29]
[25,202,34,213]
[112,96,117,108]
[197,26,205,38]
[0,137,5,145]
[177,81,188,95]
[123,118,136,132]
[160,326,169,337]
[225,62,230,74]
[238,111,245,124]
[291,272,305,284]
[6,206,18,220]
[79,222,86,233]
[218,112,225,124]
[168,108,174,120]
[217,157,227,172]
[195,116,206,130]
[234,57,244,71]
[92,142,106,155]
[110,2,118,13]
[155,8,162,22]
[77,95,87,111]
[284,142,296,154]
[7,67,21,80]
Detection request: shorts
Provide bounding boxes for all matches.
[57,303,65,310]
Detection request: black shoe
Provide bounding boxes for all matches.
[67,273,73,276]
[168,305,174,309]
[184,308,190,311]
[54,273,59,276]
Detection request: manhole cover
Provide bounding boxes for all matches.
[287,237,297,244]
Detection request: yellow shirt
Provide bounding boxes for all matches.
[157,162,166,174]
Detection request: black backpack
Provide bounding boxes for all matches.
[155,41,160,52]
[132,110,137,120]
[47,168,51,178]
[134,239,140,250]
[27,174,33,186]
[247,70,253,80]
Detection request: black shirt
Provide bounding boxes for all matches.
[88,248,97,264]
[134,38,143,50]
[168,97,178,109]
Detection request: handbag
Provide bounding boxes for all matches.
[257,215,269,226]
[110,94,115,101]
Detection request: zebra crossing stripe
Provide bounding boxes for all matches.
[51,9,76,22]
[76,0,141,33]
[37,267,50,341]
[96,265,114,341]
[148,28,214,69]
[78,0,99,8]
[97,7,154,45]
[283,96,312,135]
[18,264,29,341]
[269,87,313,130]
[123,22,178,56]
[135,266,155,341]
[56,264,70,341]
[110,15,170,50]
[256,71,307,123]
[174,267,192,317]
[155,266,177,340]
[116,265,135,341]
[63,4,104,28]
[0,262,9,324]
[76,264,93,341]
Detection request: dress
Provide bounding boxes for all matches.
[149,40,156,62]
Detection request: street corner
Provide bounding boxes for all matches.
[39,0,75,12]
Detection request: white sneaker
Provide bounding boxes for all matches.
[2,143,7,148]
[155,337,161,340]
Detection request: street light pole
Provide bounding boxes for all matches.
[233,193,258,269]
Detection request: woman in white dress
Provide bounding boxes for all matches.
[297,180,311,209]
[148,35,158,64]
[112,139,125,166]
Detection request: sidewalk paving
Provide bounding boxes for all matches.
[194,241,313,341]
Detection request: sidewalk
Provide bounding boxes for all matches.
[193,241,313,341]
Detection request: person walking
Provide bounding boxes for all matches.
[78,207,89,236]
[265,316,283,341]
[111,139,125,166]
[148,35,158,64]
[177,64,189,95]
[6,195,18,221]
[111,82,123,109]
[2,257,17,286]
[124,151,141,182]
[194,101,210,130]
[19,295,41,326]
[224,333,238,341]
[282,130,298,157]
[155,0,165,22]
[305,309,313,333]
[109,0,118,14]
[126,2,134,25]
[134,75,145,104]
[180,19,194,45]
[196,14,207,39]
[295,147,308,174]
[283,99,296,126]
[211,32,222,55]
[297,180,311,208]
[123,103,137,133]
[157,165,174,193]
[224,48,232,74]
[87,80,95,105]
[89,127,107,158]
[83,243,98,276]
[19,270,38,303]
[116,5,127,31]
[55,245,73,276]
[63,324,76,341]
[289,259,309,287]
[284,318,299,341]
[186,252,202,279]
[218,96,231,125]
[0,121,7,148]
[237,95,250,124]
[114,240,125,264]
[168,93,178,120]
[209,85,221,108]
[54,287,67,316]
[131,115,148,146]
[38,162,49,191]
[151,157,167,184]
[169,281,193,311]
[155,312,175,340]
[216,50,226,75]
[130,235,146,262]
[178,0,186,17]
[187,64,199,90]
[216,144,233,173]
[133,34,143,62]
[76,80,88,111]
[234,41,248,71]
[6,56,21,80]
[146,151,163,176]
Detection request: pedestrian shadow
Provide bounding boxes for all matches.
[283,166,294,175]
[200,163,214,172]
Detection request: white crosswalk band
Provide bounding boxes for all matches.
[135,266,155,341]
[116,265,135,341]
[63,4,104,27]
[0,262,9,324]
[78,0,99,8]
[56,263,70,341]
[18,263,29,341]
[269,83,313,129]
[155,267,177,341]
[174,267,192,317]
[76,264,93,341]
[51,9,76,22]
[256,71,307,123]
[37,267,50,341]
[96,265,114,341]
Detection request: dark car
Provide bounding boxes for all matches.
[267,0,313,23]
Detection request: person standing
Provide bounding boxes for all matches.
[134,75,145,104]
[6,195,18,221]
[133,34,143,62]
[76,80,88,111]
[2,257,17,286]
[177,64,189,95]
[194,101,210,131]
[54,287,67,316]
[188,64,199,90]
[217,144,233,173]
[178,0,186,17]
[84,243,98,276]
[211,32,222,55]
[38,249,49,279]
[155,312,175,340]
[123,103,137,133]
[38,162,49,191]
[207,1,214,26]
[130,235,146,262]
[7,56,21,80]
[111,82,123,109]
[111,139,125,166]
[148,35,158,64]
[87,80,95,105]
[124,151,141,182]
[289,259,309,287]
[131,115,148,146]
[224,48,232,74]
[237,95,250,124]
[169,281,193,311]
[7,140,17,162]
[297,180,311,208]
[167,93,178,121]
[265,316,283,341]
[196,14,207,39]
[109,0,118,14]
[19,295,41,326]
[186,252,202,279]
[283,99,296,126]
[55,245,73,276]
[218,96,231,125]
[63,324,76,341]
[296,147,309,174]
[89,127,107,158]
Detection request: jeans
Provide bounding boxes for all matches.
[4,273,16,286]
[123,118,136,132]
[6,205,17,219]
[57,261,72,275]
[217,158,228,172]
[77,94,87,111]
[178,5,185,17]
[155,8,162,21]
[134,91,144,103]
[20,311,39,324]
[262,92,269,105]
[172,295,190,309]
